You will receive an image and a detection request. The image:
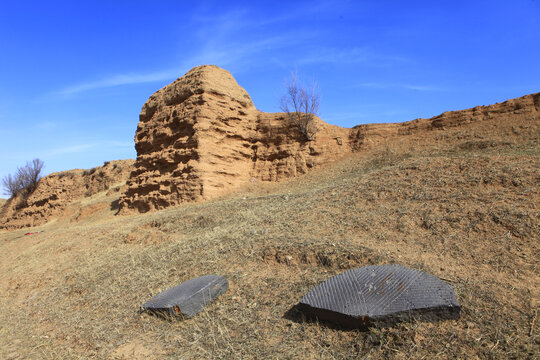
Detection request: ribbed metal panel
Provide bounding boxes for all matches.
[142,275,228,318]
[299,265,460,328]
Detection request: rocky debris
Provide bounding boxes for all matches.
[0,159,134,229]
[141,275,229,319]
[298,264,461,329]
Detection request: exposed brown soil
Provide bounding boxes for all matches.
[118,65,540,218]
[3,66,538,228]
[0,159,134,229]
[119,65,351,213]
[0,70,538,358]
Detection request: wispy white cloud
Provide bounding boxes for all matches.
[106,141,133,148]
[42,141,133,157]
[190,35,304,71]
[48,4,408,100]
[291,45,413,67]
[48,8,296,99]
[357,82,443,91]
[47,4,348,99]
[402,84,441,91]
[45,144,97,156]
[52,70,183,98]
[50,33,303,99]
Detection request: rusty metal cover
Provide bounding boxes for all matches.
[142,275,228,319]
[298,265,460,328]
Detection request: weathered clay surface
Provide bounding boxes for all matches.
[118,65,351,213]
[119,65,539,213]
[2,64,537,224]
[0,160,134,229]
[349,92,540,151]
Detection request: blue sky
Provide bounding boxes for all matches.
[1,0,539,196]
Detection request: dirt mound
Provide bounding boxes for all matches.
[349,91,540,151]
[118,65,351,213]
[119,64,539,214]
[0,159,134,229]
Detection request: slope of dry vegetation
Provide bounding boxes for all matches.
[0,116,538,359]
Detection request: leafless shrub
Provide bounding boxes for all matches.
[2,158,44,197]
[83,167,97,176]
[2,174,22,197]
[280,72,321,141]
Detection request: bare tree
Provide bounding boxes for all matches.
[2,158,44,197]
[21,158,44,192]
[2,174,22,197]
[280,72,320,141]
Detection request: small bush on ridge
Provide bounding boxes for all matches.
[2,158,44,198]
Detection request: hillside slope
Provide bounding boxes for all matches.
[119,65,540,217]
[2,64,538,230]
[0,96,538,358]
[0,159,135,229]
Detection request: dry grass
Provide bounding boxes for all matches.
[1,125,539,359]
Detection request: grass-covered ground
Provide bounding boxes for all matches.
[1,122,538,359]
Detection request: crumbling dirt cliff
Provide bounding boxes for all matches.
[118,65,351,213]
[0,160,134,229]
[3,64,538,224]
[119,65,539,213]
[349,91,540,151]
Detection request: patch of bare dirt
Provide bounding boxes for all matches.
[261,243,382,269]
[112,338,164,360]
